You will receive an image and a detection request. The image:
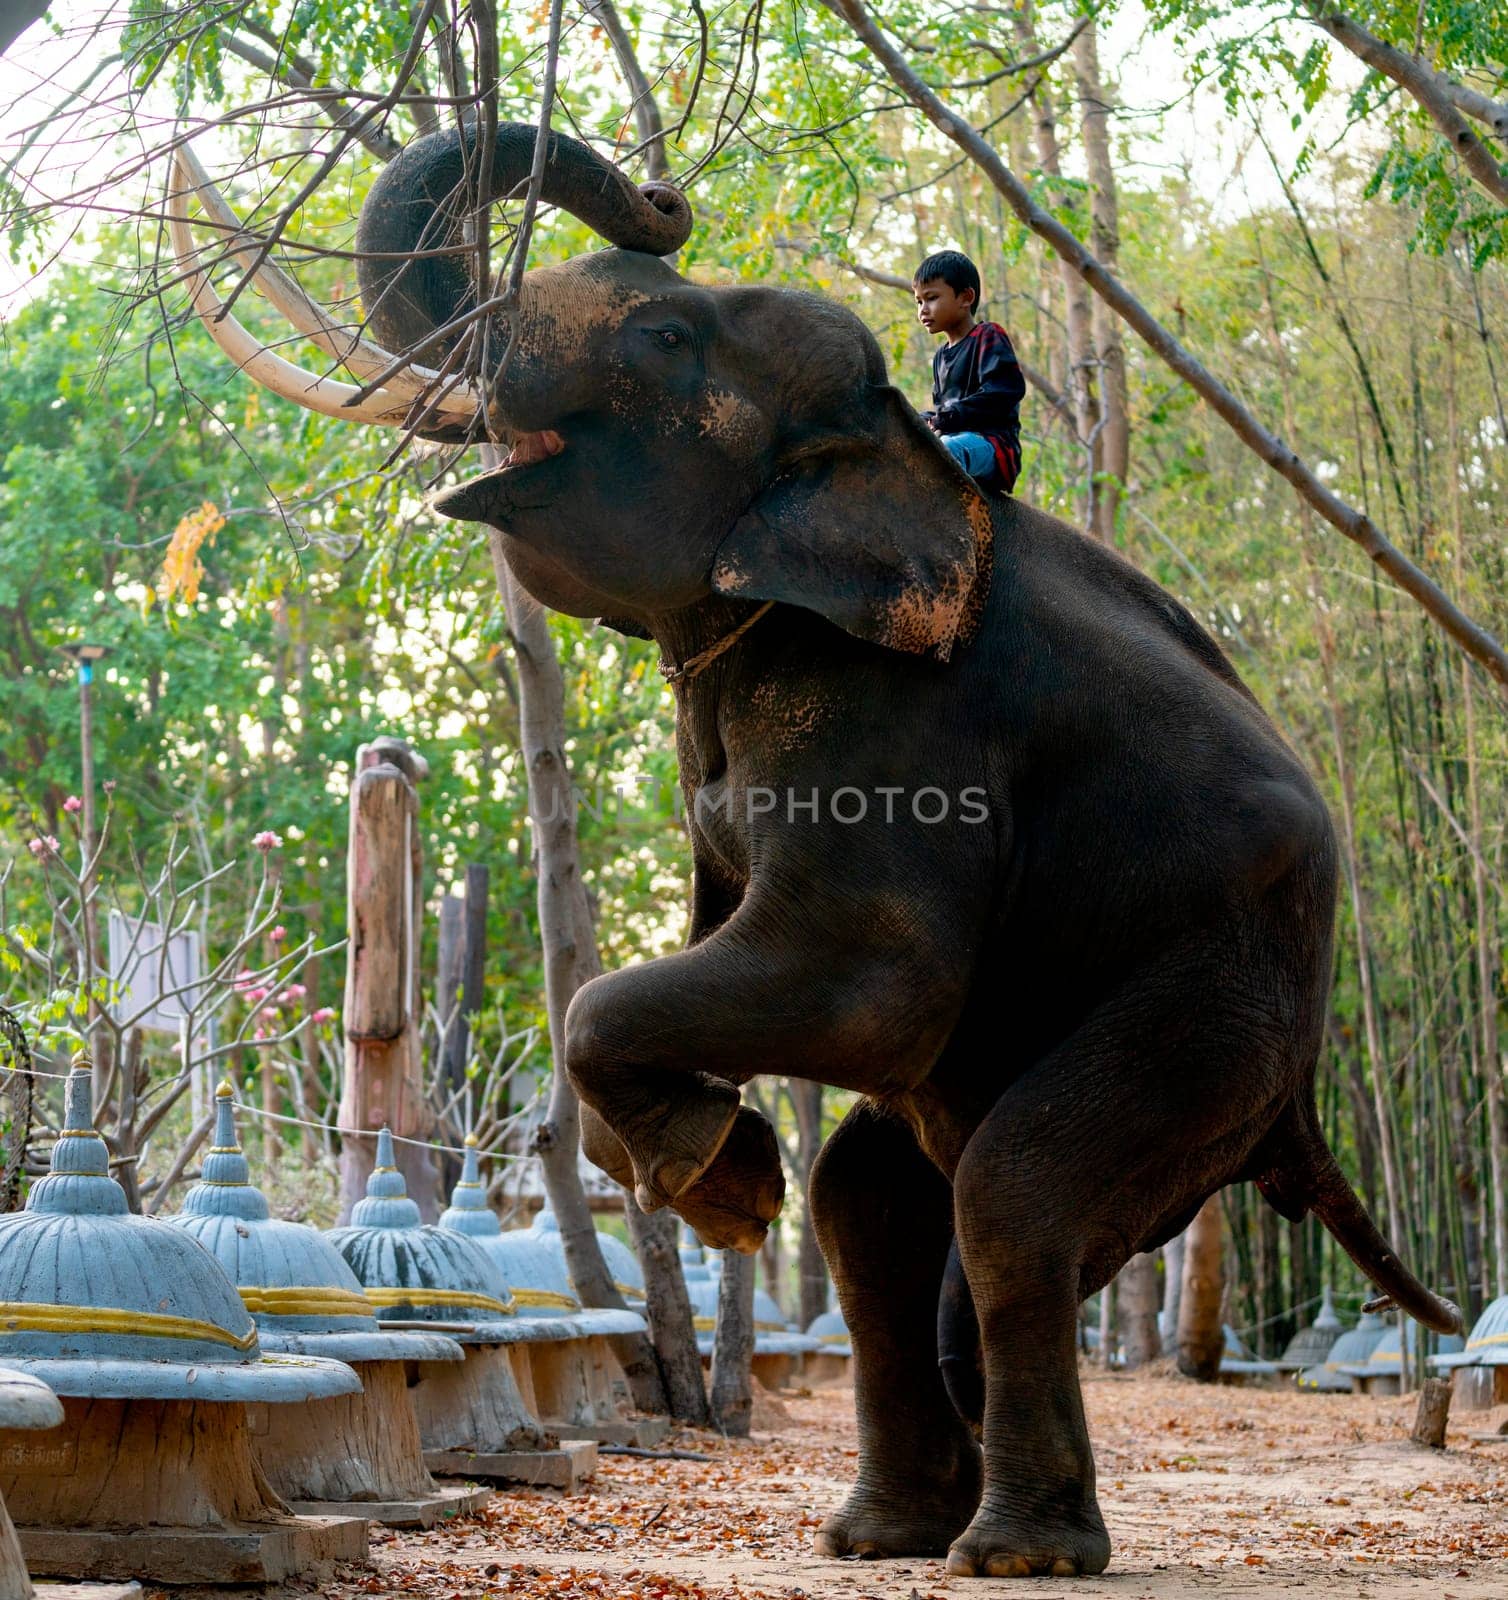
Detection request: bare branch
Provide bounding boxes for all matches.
[1304,5,1508,205]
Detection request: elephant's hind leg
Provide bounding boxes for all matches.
[811,1101,981,1559]
[947,934,1302,1578]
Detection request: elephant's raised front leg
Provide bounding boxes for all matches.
[811,1102,981,1557]
[564,875,972,1251]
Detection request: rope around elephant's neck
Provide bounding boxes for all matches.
[658,601,775,687]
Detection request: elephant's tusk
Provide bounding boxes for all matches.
[166,148,483,430]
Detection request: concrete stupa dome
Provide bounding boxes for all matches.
[1296,1309,1388,1391]
[594,1224,645,1304]
[167,1085,461,1365]
[328,1128,518,1339]
[1275,1285,1344,1371]
[438,1157,643,1337]
[1432,1292,1508,1373]
[690,1242,819,1358]
[805,1307,851,1357]
[0,1066,358,1403]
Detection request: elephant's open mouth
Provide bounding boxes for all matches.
[500,429,566,471]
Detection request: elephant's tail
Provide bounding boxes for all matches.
[1259,1110,1462,1336]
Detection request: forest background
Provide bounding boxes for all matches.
[0,0,1504,1362]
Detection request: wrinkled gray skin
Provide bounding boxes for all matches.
[355,124,1460,1579]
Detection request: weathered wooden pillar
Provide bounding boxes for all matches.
[337,737,441,1223]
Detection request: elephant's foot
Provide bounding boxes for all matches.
[624,1072,742,1210]
[815,1458,980,1559]
[673,1106,785,1254]
[944,1500,1111,1578]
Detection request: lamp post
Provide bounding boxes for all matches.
[58,642,111,1113]
[57,643,111,866]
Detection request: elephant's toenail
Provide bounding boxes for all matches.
[1050,1557,1078,1576]
[985,1554,1032,1578]
[851,1542,881,1559]
[944,1551,978,1577]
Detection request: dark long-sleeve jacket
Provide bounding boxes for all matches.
[928,321,1025,491]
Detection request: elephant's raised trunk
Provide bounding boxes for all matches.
[355,122,693,361]
[163,125,691,436]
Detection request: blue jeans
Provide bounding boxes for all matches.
[941,431,996,479]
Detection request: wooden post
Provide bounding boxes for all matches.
[337,737,441,1223]
[1411,1376,1452,1449]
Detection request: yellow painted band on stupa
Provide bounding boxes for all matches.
[0,1301,258,1350]
[508,1288,580,1311]
[363,1287,513,1315]
[237,1285,373,1317]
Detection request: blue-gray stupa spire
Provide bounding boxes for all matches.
[28,1061,126,1217]
[438,1135,499,1238]
[180,1082,268,1221]
[350,1127,422,1228]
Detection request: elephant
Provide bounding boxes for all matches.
[177,121,1462,1580]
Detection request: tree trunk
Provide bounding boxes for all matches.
[790,1078,829,1330]
[1177,1194,1225,1382]
[710,1249,755,1437]
[1097,1273,1116,1366]
[484,496,667,1415]
[1015,4,1100,531]
[1118,1251,1161,1370]
[337,737,441,1223]
[1072,16,1129,542]
[626,1193,710,1424]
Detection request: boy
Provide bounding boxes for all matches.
[913,249,1025,494]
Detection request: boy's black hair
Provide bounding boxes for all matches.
[912,249,981,307]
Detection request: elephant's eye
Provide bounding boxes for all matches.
[650,326,686,350]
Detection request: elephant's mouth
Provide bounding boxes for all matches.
[501,429,566,471]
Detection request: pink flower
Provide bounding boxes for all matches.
[252,1027,268,1042]
[253,830,282,853]
[312,1007,338,1025]
[242,986,270,1004]
[278,983,307,1002]
[269,924,286,943]
[62,795,82,814]
[28,836,60,860]
[232,968,257,991]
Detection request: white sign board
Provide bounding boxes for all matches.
[107,912,205,1034]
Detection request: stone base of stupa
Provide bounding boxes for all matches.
[1451,1364,1507,1411]
[0,1397,369,1584]
[508,1340,667,1448]
[251,1359,486,1527]
[425,1438,597,1491]
[17,1514,367,1585]
[802,1350,852,1386]
[752,1352,798,1391]
[287,1480,492,1530]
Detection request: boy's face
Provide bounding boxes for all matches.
[914,277,975,337]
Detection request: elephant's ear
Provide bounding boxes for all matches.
[712,386,994,661]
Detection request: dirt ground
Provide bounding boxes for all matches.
[307,1370,1506,1599]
